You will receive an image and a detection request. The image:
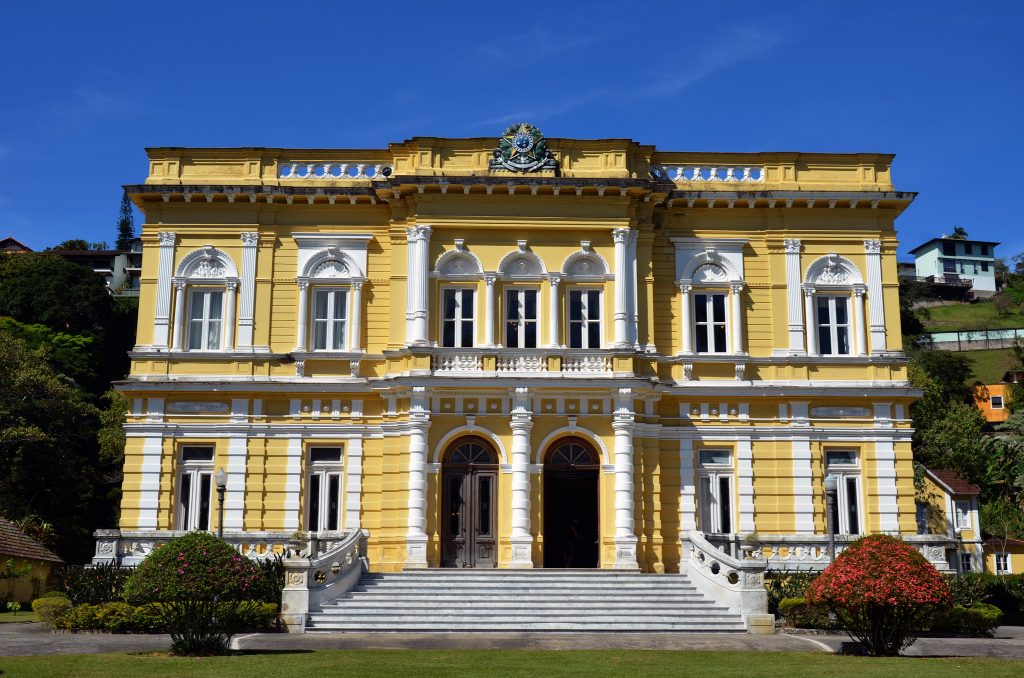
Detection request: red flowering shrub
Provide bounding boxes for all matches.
[806,534,951,656]
[123,532,261,655]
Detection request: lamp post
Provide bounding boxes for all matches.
[954,528,963,577]
[215,467,227,539]
[824,474,838,562]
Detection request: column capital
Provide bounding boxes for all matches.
[729,281,745,293]
[548,273,562,286]
[405,225,433,242]
[678,279,693,293]
[854,286,866,298]
[864,239,882,254]
[225,279,239,291]
[512,387,532,414]
[351,280,365,291]
[173,278,187,290]
[296,278,309,291]
[803,285,815,297]
[611,227,631,244]
[158,231,177,246]
[783,238,802,253]
[483,272,498,285]
[240,232,259,247]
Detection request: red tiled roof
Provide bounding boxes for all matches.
[930,469,981,495]
[984,537,1024,547]
[0,517,62,563]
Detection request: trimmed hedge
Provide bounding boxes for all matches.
[52,601,277,634]
[778,597,836,630]
[778,596,1002,636]
[31,596,72,626]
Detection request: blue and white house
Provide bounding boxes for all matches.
[909,236,999,295]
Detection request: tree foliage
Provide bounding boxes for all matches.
[115,190,135,251]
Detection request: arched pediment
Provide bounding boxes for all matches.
[681,250,741,283]
[805,253,863,286]
[434,247,483,277]
[300,246,363,279]
[176,245,238,279]
[498,243,546,278]
[562,247,609,277]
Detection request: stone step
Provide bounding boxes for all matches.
[312,608,735,619]
[349,585,699,596]
[307,621,747,632]
[324,598,720,609]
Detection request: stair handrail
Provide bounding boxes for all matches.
[279,528,369,632]
[684,530,773,633]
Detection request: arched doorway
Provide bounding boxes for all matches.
[543,437,600,568]
[441,436,498,568]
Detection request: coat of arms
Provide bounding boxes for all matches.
[490,123,557,172]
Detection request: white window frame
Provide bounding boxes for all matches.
[916,503,930,535]
[693,291,729,354]
[954,499,972,530]
[815,295,852,356]
[505,287,540,349]
[306,446,344,533]
[995,552,1012,574]
[960,552,973,573]
[697,449,734,534]
[176,446,214,531]
[825,449,863,536]
[187,288,224,351]
[991,395,1005,410]
[568,288,602,350]
[310,287,349,351]
[441,287,476,348]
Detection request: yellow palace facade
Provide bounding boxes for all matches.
[97,126,949,581]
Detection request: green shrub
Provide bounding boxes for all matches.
[59,562,133,605]
[982,573,1024,624]
[930,603,1003,635]
[38,590,69,600]
[778,597,836,630]
[947,573,990,607]
[48,600,276,634]
[765,571,818,616]
[31,596,72,626]
[249,556,285,605]
[123,532,262,655]
[52,604,100,632]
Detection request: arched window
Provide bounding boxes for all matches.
[295,247,366,353]
[677,248,746,356]
[444,437,498,466]
[498,241,547,349]
[434,241,483,348]
[545,438,599,468]
[171,246,239,352]
[803,254,867,357]
[561,243,611,350]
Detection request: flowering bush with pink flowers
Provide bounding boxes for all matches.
[806,534,951,656]
[123,531,262,655]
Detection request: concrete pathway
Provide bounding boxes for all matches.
[2,620,1024,659]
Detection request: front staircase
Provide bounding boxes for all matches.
[306,569,747,632]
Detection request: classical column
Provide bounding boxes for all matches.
[736,436,755,533]
[628,230,639,346]
[153,231,176,348]
[343,437,364,531]
[678,281,692,354]
[483,273,496,347]
[237,232,259,350]
[349,280,364,352]
[294,280,309,352]
[510,387,534,568]
[853,287,867,356]
[283,436,302,532]
[547,274,561,348]
[225,431,248,532]
[803,287,818,356]
[730,281,745,355]
[613,388,638,569]
[406,387,430,567]
[678,437,697,532]
[405,226,432,346]
[791,436,815,533]
[783,239,805,354]
[223,280,238,351]
[864,239,887,352]
[171,279,186,351]
[612,228,631,348]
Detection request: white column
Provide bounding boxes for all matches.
[343,437,363,531]
[784,239,805,354]
[628,230,639,347]
[510,387,534,568]
[613,388,638,569]
[803,287,818,356]
[791,437,814,533]
[405,226,432,346]
[679,281,692,354]
[137,433,163,529]
[295,281,309,352]
[283,436,302,532]
[736,436,755,533]
[406,387,430,567]
[730,281,745,355]
[864,239,887,352]
[224,431,248,532]
[349,281,363,352]
[223,280,237,351]
[237,232,258,350]
[171,280,186,352]
[874,439,900,533]
[679,437,697,531]
[612,228,630,348]
[154,231,176,348]
[853,287,867,356]
[547,274,561,348]
[484,274,496,347]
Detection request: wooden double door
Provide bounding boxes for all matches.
[441,437,498,568]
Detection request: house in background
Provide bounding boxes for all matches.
[917,468,983,573]
[908,236,999,298]
[0,518,62,604]
[0,236,32,254]
[49,237,143,297]
[973,370,1021,426]
[984,537,1024,575]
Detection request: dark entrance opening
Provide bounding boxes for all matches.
[441,436,498,568]
[543,437,599,568]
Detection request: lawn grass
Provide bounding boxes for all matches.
[964,348,1020,384]
[922,300,1024,332]
[0,610,37,623]
[1,650,1023,678]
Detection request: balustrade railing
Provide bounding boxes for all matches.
[92,529,346,566]
[654,165,765,183]
[431,349,612,375]
[431,352,482,372]
[562,353,612,373]
[280,528,368,632]
[684,530,772,633]
[278,161,392,180]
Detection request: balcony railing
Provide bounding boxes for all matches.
[430,349,612,375]
[278,161,393,181]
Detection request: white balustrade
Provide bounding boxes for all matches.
[684,530,771,632]
[562,353,612,373]
[496,353,547,373]
[432,353,483,373]
[279,162,393,180]
[655,165,765,183]
[705,534,954,572]
[92,529,344,566]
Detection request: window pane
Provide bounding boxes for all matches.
[569,291,583,321]
[588,322,600,348]
[447,475,463,537]
[825,450,857,467]
[507,291,520,319]
[314,290,329,320]
[713,325,727,353]
[507,321,519,347]
[699,450,731,466]
[719,476,731,534]
[712,294,726,322]
[943,260,956,273]
[182,446,214,462]
[461,290,474,319]
[442,321,455,347]
[309,474,321,532]
[188,320,203,350]
[524,321,537,348]
[334,290,347,320]
[569,322,582,349]
[313,321,327,350]
[836,326,849,354]
[310,447,342,463]
[460,319,474,347]
[327,474,340,531]
[699,476,713,531]
[478,476,491,536]
[524,290,536,318]
[695,295,708,323]
[846,477,859,535]
[207,291,223,318]
[587,291,601,320]
[189,291,205,320]
[834,297,848,324]
[818,326,832,355]
[206,318,221,350]
[198,473,211,531]
[179,474,192,529]
[443,289,457,320]
[331,319,345,350]
[817,297,831,324]
[696,326,709,353]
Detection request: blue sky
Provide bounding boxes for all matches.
[1,1,1021,260]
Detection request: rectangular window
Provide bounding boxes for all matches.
[991,395,1005,409]
[826,450,861,536]
[307,446,343,533]
[942,259,957,273]
[187,289,223,351]
[816,296,850,356]
[442,288,475,348]
[996,552,1012,574]
[312,289,348,351]
[505,289,538,348]
[694,293,728,353]
[964,243,973,255]
[980,244,989,256]
[982,262,989,272]
[177,446,214,531]
[698,449,733,534]
[960,553,973,573]
[916,503,930,535]
[955,499,972,529]
[568,289,601,349]
[943,241,956,256]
